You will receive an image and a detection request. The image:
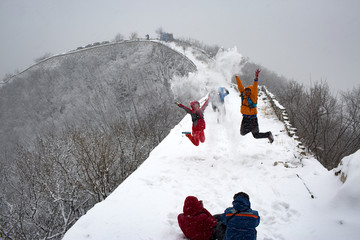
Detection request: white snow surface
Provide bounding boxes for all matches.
[63,47,360,240]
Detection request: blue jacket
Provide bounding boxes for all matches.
[211,87,229,108]
[217,87,229,103]
[220,196,260,240]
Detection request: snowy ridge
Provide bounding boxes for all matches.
[1,40,197,89]
[63,47,360,240]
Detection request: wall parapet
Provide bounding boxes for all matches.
[261,86,307,155]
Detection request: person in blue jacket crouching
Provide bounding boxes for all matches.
[220,192,260,240]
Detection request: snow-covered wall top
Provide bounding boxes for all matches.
[261,85,307,155]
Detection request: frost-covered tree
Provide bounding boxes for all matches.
[155,27,163,39]
[34,52,53,63]
[113,33,124,42]
[129,32,138,40]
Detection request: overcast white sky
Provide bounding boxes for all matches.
[1,0,359,92]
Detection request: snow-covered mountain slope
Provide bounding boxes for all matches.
[63,48,360,240]
[0,41,195,166]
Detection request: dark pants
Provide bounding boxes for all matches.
[210,214,258,240]
[210,214,226,240]
[240,116,270,139]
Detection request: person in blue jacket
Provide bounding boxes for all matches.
[211,87,230,123]
[220,192,260,240]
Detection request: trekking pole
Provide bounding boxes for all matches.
[296,174,315,199]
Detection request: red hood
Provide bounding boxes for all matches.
[190,101,200,110]
[183,196,203,216]
[244,85,254,96]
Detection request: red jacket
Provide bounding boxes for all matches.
[177,97,211,131]
[178,196,217,240]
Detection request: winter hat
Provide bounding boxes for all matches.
[233,192,249,200]
[232,192,251,212]
[183,196,203,216]
[190,101,200,109]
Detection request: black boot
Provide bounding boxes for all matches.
[268,131,274,143]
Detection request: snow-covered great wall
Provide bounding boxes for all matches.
[63,46,360,240]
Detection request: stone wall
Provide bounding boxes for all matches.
[261,86,307,155]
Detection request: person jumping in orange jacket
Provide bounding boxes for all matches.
[235,69,274,143]
[175,96,211,146]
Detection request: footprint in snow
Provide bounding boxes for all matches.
[271,201,299,223]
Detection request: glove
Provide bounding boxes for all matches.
[255,69,261,79]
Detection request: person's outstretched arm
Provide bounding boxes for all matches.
[175,102,192,114]
[235,75,244,93]
[252,69,260,97]
[201,95,211,111]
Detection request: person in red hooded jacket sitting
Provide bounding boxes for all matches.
[178,196,217,240]
[175,95,211,146]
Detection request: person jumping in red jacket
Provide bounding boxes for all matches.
[175,96,211,146]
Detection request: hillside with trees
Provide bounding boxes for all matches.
[0,40,203,239]
[236,61,360,169]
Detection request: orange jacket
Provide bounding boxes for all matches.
[235,76,258,116]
